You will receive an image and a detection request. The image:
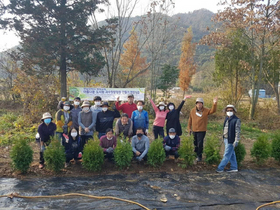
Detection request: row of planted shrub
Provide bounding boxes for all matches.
[10,132,280,174]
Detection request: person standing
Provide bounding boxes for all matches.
[115,94,137,118]
[55,101,73,145]
[57,96,67,110]
[131,100,149,135]
[115,113,133,140]
[37,112,57,169]
[99,128,117,161]
[163,128,180,159]
[188,97,218,161]
[70,97,82,131]
[216,105,241,173]
[147,95,169,139]
[166,95,192,136]
[78,101,96,150]
[131,127,150,162]
[96,102,120,139]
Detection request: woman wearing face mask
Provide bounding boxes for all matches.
[147,95,169,139]
[38,112,57,169]
[166,95,192,136]
[131,100,149,135]
[64,128,82,168]
[78,101,96,151]
[55,101,73,145]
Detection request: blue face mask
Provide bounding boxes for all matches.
[44,118,51,124]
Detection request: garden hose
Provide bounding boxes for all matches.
[0,192,150,210]
[256,200,280,210]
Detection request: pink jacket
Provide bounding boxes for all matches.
[150,99,169,127]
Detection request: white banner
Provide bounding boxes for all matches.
[69,87,145,101]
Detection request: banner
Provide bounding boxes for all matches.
[69,87,145,101]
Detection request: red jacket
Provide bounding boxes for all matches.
[115,101,137,118]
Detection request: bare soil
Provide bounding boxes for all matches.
[1,134,279,179]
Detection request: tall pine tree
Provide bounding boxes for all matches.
[178,27,196,96]
[0,0,111,97]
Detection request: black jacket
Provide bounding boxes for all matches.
[96,109,120,133]
[166,100,185,136]
[223,115,240,144]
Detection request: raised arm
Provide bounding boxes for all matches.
[177,95,192,112]
[207,97,218,115]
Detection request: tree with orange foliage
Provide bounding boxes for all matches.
[119,30,148,88]
[178,27,196,96]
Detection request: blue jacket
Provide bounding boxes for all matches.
[131,110,149,133]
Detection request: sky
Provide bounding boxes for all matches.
[0,0,223,52]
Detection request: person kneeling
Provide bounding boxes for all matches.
[163,128,180,159]
[99,128,117,161]
[131,127,150,162]
[65,128,82,168]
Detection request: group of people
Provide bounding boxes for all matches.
[37,93,241,173]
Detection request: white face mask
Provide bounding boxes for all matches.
[102,107,108,112]
[95,101,101,106]
[226,111,234,117]
[169,135,175,139]
[74,101,80,106]
[71,132,77,137]
[83,107,89,112]
[159,106,164,111]
[63,106,70,111]
[169,105,174,110]
[107,137,113,140]
[137,105,143,110]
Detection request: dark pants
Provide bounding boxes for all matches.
[193,131,206,159]
[98,132,106,139]
[153,126,164,139]
[165,150,179,159]
[39,151,44,164]
[80,135,93,152]
[133,152,147,161]
[104,152,114,161]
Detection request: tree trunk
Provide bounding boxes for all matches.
[60,0,67,98]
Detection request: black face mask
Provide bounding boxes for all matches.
[137,133,143,137]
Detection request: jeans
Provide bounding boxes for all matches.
[56,132,65,145]
[193,131,206,159]
[153,125,164,139]
[217,138,238,171]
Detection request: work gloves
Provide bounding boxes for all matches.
[106,147,114,153]
[164,145,171,151]
[233,141,238,148]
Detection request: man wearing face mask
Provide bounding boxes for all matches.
[55,101,73,145]
[131,100,149,135]
[147,95,169,139]
[70,97,82,131]
[166,95,192,136]
[64,128,82,168]
[217,105,240,173]
[78,101,97,150]
[96,102,121,139]
[38,112,57,169]
[91,96,103,114]
[100,128,117,161]
[163,128,180,159]
[115,94,137,118]
[131,127,150,162]
[188,97,218,162]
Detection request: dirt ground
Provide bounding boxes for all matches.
[1,134,279,179]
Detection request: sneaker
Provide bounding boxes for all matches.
[196,157,202,162]
[39,164,44,169]
[64,162,70,168]
[216,170,223,173]
[226,169,238,172]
